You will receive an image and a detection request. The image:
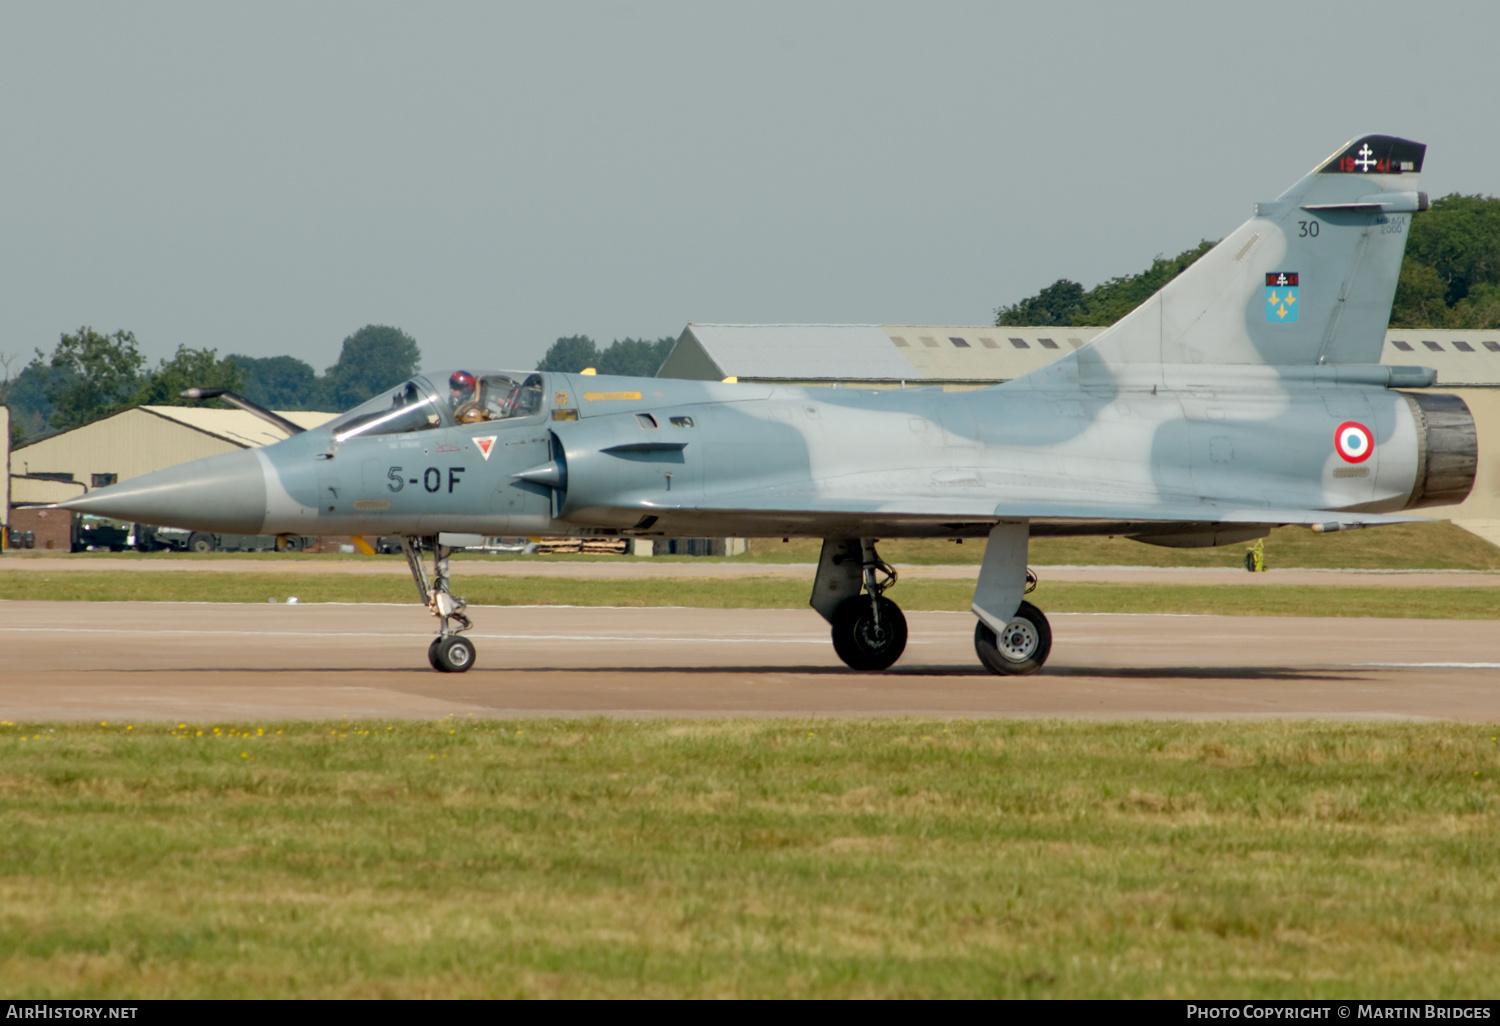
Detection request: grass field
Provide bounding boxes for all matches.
[751,521,1500,570]
[0,718,1495,998]
[3,570,1499,619]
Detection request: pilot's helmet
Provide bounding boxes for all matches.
[449,371,476,401]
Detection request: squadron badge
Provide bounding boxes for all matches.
[1266,272,1299,322]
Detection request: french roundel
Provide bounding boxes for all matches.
[1335,421,1374,464]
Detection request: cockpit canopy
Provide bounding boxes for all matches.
[327,370,548,442]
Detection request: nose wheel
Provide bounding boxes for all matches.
[429,635,477,673]
[829,539,908,671]
[402,536,477,673]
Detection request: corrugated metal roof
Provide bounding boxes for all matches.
[883,326,1105,380]
[682,324,916,381]
[669,324,1500,387]
[1382,331,1500,386]
[139,407,339,448]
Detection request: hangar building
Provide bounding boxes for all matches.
[6,406,336,549]
[9,405,337,507]
[661,323,1500,390]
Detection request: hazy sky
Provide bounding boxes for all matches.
[4,1,1498,374]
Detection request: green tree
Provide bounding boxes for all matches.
[33,327,146,431]
[323,325,421,409]
[229,354,326,410]
[995,195,1500,332]
[1071,242,1216,326]
[0,363,51,443]
[536,335,600,373]
[993,243,1215,329]
[2,355,22,445]
[1391,261,1451,329]
[1391,194,1500,329]
[1451,281,1500,330]
[132,346,245,407]
[995,279,1085,326]
[1403,194,1500,308]
[595,336,677,377]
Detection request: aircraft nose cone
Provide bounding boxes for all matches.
[58,448,268,534]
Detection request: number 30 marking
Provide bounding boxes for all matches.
[1298,220,1320,238]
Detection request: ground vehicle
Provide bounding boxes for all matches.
[134,525,315,553]
[72,515,134,552]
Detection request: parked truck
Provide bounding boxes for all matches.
[73,514,134,552]
[133,525,316,553]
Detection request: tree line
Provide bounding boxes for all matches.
[8,195,1494,447]
[3,325,421,446]
[2,325,679,447]
[535,335,678,377]
[995,193,1500,331]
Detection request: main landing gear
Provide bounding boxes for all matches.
[813,525,1054,677]
[971,522,1051,676]
[400,536,476,673]
[974,596,1051,676]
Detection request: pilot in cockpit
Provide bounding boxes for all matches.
[447,371,486,424]
[449,371,477,408]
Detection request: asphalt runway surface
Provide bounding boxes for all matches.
[2,601,1497,723]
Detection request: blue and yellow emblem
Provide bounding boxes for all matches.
[1266,271,1299,322]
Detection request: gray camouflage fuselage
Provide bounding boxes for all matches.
[83,358,1462,545]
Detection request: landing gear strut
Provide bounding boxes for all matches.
[829,539,907,671]
[401,536,476,673]
[971,521,1051,676]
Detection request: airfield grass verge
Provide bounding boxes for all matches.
[0,718,1496,998]
[749,520,1500,570]
[21,521,1500,570]
[2,570,1499,618]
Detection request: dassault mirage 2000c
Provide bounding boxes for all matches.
[63,135,1476,675]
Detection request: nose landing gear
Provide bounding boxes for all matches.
[401,536,476,673]
[428,635,476,673]
[827,539,907,671]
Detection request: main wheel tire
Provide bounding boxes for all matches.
[830,595,908,671]
[975,601,1052,676]
[427,638,443,670]
[187,533,215,554]
[433,635,476,673]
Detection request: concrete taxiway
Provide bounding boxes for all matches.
[1,601,1496,723]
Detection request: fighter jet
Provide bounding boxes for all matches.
[62,135,1476,674]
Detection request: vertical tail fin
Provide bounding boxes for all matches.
[1083,135,1426,368]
